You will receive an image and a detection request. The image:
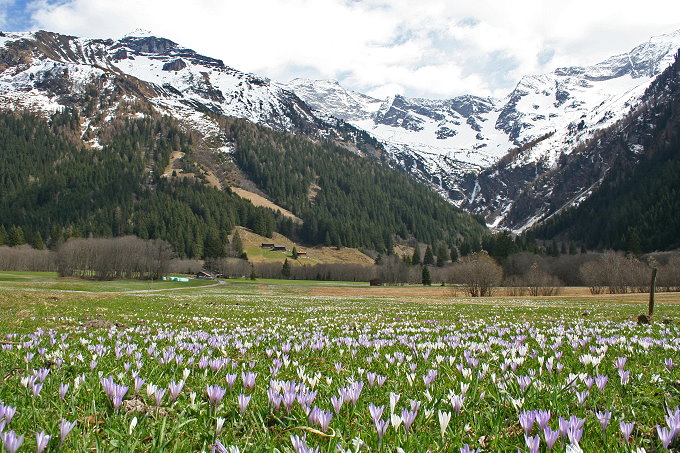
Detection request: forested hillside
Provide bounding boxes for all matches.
[223,118,485,252]
[0,110,276,258]
[1,110,486,258]
[528,52,680,252]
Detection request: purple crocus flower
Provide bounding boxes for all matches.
[154,388,166,407]
[451,394,464,415]
[290,434,318,453]
[59,382,70,400]
[575,391,588,406]
[237,393,251,415]
[558,417,569,438]
[31,382,44,398]
[619,369,631,385]
[401,408,417,436]
[0,405,16,423]
[374,418,388,439]
[207,384,227,407]
[596,410,612,432]
[317,409,332,432]
[368,403,384,424]
[519,410,536,434]
[35,430,51,453]
[567,425,583,445]
[657,425,673,450]
[133,376,145,395]
[525,434,540,453]
[665,358,674,371]
[242,372,257,391]
[1,430,23,453]
[536,410,551,430]
[614,356,627,370]
[460,444,480,453]
[595,375,608,392]
[212,439,230,453]
[60,419,77,447]
[225,373,237,389]
[620,421,634,443]
[543,426,559,450]
[666,406,680,438]
[168,380,184,402]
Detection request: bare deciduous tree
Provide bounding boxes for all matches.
[0,246,56,271]
[57,236,173,280]
[451,252,503,297]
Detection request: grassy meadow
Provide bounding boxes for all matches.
[0,272,679,452]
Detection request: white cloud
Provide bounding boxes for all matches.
[23,0,680,99]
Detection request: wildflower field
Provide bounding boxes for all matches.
[0,274,679,452]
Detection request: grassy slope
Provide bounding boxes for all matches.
[234,226,375,265]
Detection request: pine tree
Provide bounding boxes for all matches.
[0,225,6,246]
[281,258,291,278]
[568,241,577,255]
[460,239,472,261]
[231,230,244,257]
[412,244,421,265]
[551,239,560,257]
[450,246,459,263]
[31,232,45,250]
[435,243,448,267]
[7,225,25,246]
[291,247,299,259]
[422,266,432,286]
[204,228,226,259]
[423,246,435,266]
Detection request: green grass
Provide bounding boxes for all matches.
[0,271,211,292]
[245,246,319,264]
[0,275,678,452]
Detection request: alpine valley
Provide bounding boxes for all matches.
[1,27,679,254]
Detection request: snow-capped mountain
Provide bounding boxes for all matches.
[0,29,336,140]
[1,28,679,234]
[286,30,680,229]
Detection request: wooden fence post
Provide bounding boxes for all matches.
[648,267,658,317]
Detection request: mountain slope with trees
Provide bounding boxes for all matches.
[527,51,680,252]
[0,110,277,258]
[223,117,486,252]
[0,109,486,257]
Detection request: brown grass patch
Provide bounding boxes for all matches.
[309,285,680,304]
[231,188,302,223]
[235,227,373,265]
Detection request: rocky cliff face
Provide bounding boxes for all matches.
[287,30,680,231]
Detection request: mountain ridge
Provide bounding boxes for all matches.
[286,29,680,230]
[1,27,679,239]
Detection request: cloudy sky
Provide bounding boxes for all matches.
[2,0,679,98]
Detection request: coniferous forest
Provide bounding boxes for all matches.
[0,110,276,258]
[0,109,486,258]
[223,117,485,251]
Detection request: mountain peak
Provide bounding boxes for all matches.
[122,29,156,39]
